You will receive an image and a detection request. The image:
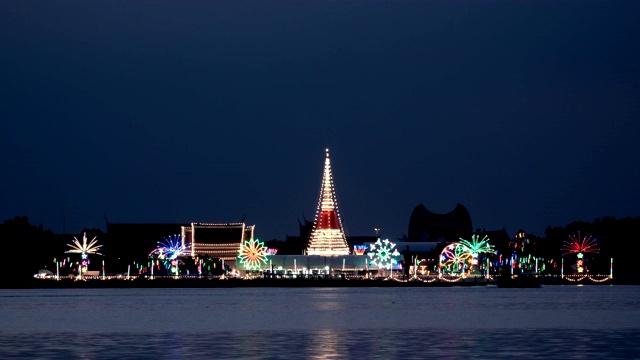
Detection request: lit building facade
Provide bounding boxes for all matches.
[182,222,255,261]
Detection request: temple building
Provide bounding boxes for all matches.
[305,149,350,256]
[106,221,255,271]
[238,149,365,275]
[182,222,254,262]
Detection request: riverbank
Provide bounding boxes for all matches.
[1,274,622,289]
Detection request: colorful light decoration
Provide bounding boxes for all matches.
[150,235,186,260]
[148,235,187,275]
[439,242,470,274]
[238,238,269,270]
[353,245,367,255]
[562,231,599,275]
[459,235,495,271]
[459,235,495,263]
[66,233,102,278]
[66,232,102,258]
[562,231,599,256]
[367,238,401,270]
[504,231,542,274]
[439,235,495,275]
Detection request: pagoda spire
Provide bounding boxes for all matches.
[306,148,350,256]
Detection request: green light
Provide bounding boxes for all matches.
[459,235,496,258]
[238,238,269,270]
[367,239,400,269]
[577,252,584,259]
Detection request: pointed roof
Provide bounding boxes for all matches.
[306,149,350,256]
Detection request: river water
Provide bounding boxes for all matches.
[1,285,639,359]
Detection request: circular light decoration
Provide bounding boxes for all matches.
[439,242,470,274]
[367,238,401,269]
[238,238,269,270]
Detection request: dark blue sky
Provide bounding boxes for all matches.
[1,0,639,241]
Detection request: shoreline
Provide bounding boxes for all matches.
[1,276,624,289]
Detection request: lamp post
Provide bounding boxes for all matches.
[374,228,380,238]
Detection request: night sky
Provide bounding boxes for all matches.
[1,1,638,241]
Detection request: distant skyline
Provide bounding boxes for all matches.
[1,1,639,241]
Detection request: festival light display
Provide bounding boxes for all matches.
[66,232,102,265]
[66,232,102,278]
[439,242,469,274]
[562,231,599,256]
[306,149,350,256]
[66,232,102,258]
[150,235,186,260]
[238,238,269,270]
[460,235,495,259]
[562,231,599,274]
[459,234,495,270]
[148,235,187,275]
[438,235,495,275]
[367,238,401,270]
[505,231,540,274]
[353,245,367,255]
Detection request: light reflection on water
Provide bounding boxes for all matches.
[1,286,640,359]
[1,329,639,359]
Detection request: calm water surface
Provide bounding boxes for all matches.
[1,286,639,359]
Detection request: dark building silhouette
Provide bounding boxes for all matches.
[106,223,185,270]
[477,228,512,256]
[407,203,473,243]
[277,218,312,255]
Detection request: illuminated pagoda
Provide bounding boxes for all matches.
[306,149,350,256]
